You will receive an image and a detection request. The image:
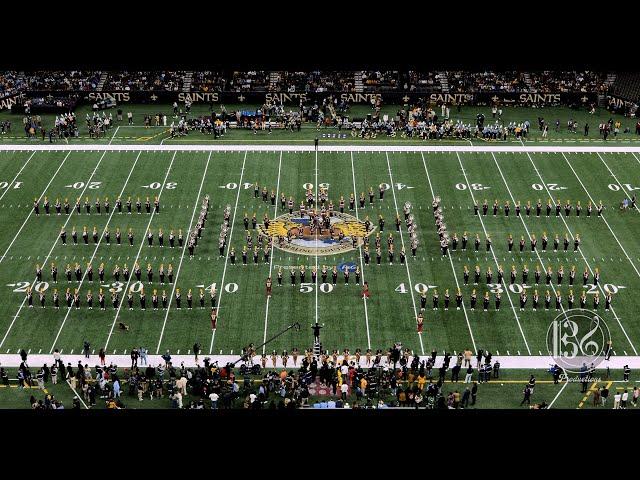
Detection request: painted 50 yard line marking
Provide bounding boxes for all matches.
[0,151,106,350]
[261,151,283,354]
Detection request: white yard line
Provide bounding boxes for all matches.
[314,149,319,335]
[520,151,638,354]
[548,379,569,408]
[49,151,142,353]
[108,126,120,146]
[103,151,177,350]
[350,152,371,350]
[599,152,640,213]
[6,144,640,153]
[66,379,90,409]
[421,152,477,352]
[384,152,425,355]
[562,152,640,280]
[0,150,36,203]
[0,152,69,266]
[262,152,283,354]
[0,151,106,350]
[455,152,531,354]
[209,151,247,354]
[155,151,212,353]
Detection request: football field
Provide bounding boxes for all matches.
[0,144,639,365]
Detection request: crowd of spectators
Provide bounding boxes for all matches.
[23,71,101,91]
[0,71,24,98]
[0,70,614,95]
[104,71,185,91]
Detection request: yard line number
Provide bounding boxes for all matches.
[608,183,640,192]
[66,181,101,189]
[0,181,22,189]
[531,183,567,191]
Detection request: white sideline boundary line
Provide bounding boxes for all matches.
[2,353,639,369]
[4,144,640,153]
[0,152,69,266]
[350,152,371,350]
[0,151,106,350]
[209,152,247,354]
[262,152,283,354]
[103,151,177,350]
[49,151,142,353]
[455,152,531,354]
[521,151,638,355]
[384,152,424,355]
[421,152,477,353]
[155,151,212,353]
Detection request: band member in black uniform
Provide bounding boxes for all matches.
[463,265,470,285]
[94,197,100,215]
[576,201,581,217]
[123,264,130,282]
[185,289,192,309]
[574,235,580,252]
[154,196,159,214]
[26,287,33,308]
[470,289,477,311]
[531,290,539,311]
[455,289,463,310]
[73,289,80,309]
[504,201,510,217]
[461,232,468,251]
[482,292,490,311]
[474,265,481,285]
[497,265,504,284]
[112,291,119,309]
[605,292,612,311]
[359,192,365,209]
[146,264,153,284]
[74,263,82,282]
[522,265,529,285]
[104,228,110,245]
[253,246,259,265]
[545,266,552,285]
[563,234,569,252]
[473,201,479,215]
[579,290,587,309]
[519,291,527,311]
[113,264,120,282]
[43,197,50,215]
[175,289,181,309]
[138,289,145,310]
[98,289,105,310]
[376,247,382,265]
[541,232,548,252]
[379,184,385,201]
[199,289,205,309]
[593,292,600,310]
[152,290,159,310]
[555,199,561,217]
[482,198,489,217]
[86,290,93,309]
[507,234,513,252]
[596,201,603,216]
[485,236,492,252]
[474,234,480,252]
[55,198,61,215]
[510,266,517,285]
[593,268,600,285]
[495,292,501,310]
[343,267,350,285]
[158,229,164,247]
[145,197,151,214]
[126,228,133,246]
[486,267,493,285]
[332,266,338,285]
[557,266,564,285]
[134,197,140,214]
[544,290,551,310]
[188,239,195,258]
[63,198,70,215]
[568,290,575,309]
[518,236,524,252]
[98,263,105,282]
[432,290,439,310]
[369,187,374,205]
[492,199,498,216]
[555,290,562,311]
[60,227,67,245]
[92,226,98,244]
[65,264,72,282]
[289,267,296,287]
[147,229,153,246]
[162,290,168,309]
[399,247,406,265]
[35,264,42,282]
